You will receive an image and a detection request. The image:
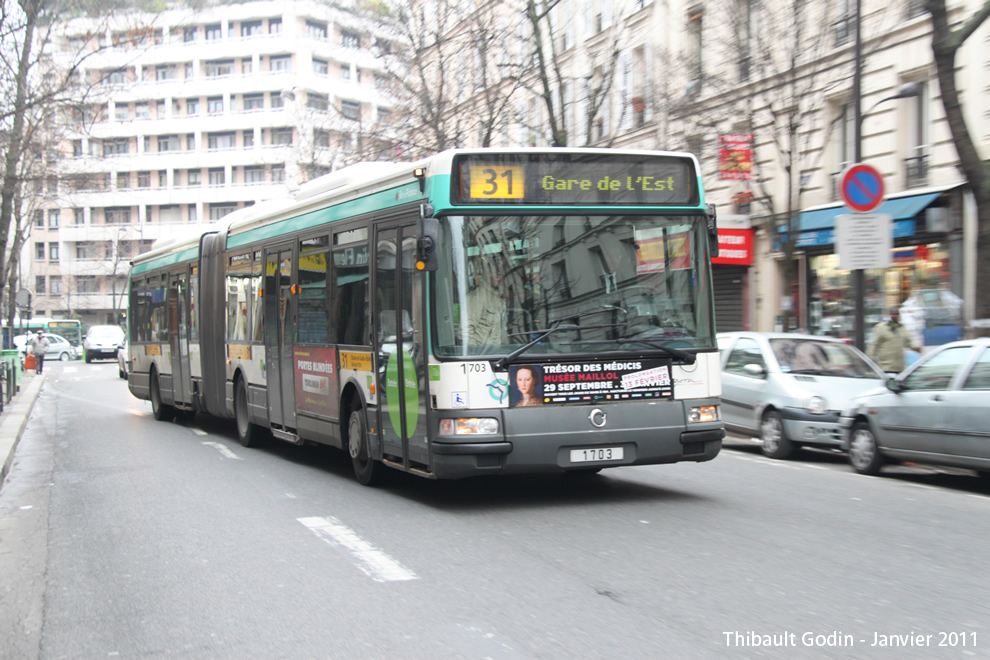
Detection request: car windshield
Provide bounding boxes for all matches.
[432,214,716,359]
[769,338,881,379]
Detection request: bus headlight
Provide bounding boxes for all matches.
[439,418,500,435]
[688,405,720,423]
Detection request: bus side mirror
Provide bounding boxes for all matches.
[416,211,440,272]
[706,203,720,259]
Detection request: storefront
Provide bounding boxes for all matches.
[712,217,755,332]
[796,186,964,347]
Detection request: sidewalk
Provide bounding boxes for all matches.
[0,369,45,486]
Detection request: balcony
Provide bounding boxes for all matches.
[905,154,928,189]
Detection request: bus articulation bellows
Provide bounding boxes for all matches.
[126,148,725,484]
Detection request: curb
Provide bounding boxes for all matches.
[0,372,46,487]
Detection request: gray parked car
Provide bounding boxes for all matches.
[717,332,887,459]
[841,338,990,478]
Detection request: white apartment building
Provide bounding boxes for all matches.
[29,0,398,326]
[442,0,987,342]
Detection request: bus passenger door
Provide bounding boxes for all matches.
[168,273,191,406]
[374,223,429,470]
[264,248,297,430]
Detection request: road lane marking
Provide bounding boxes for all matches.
[201,441,242,460]
[298,516,418,583]
[190,428,208,436]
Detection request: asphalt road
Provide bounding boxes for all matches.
[1,361,988,659]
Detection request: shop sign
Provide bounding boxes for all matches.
[712,228,754,265]
[719,134,754,180]
[509,360,674,406]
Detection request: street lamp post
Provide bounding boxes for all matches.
[850,0,920,350]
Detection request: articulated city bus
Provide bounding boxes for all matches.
[127,148,724,484]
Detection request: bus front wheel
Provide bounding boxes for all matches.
[150,369,173,421]
[348,408,384,486]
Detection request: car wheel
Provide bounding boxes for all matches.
[760,409,794,459]
[150,369,173,422]
[348,408,384,486]
[848,421,884,475]
[234,377,264,447]
[119,363,127,379]
[59,352,70,361]
[85,351,92,363]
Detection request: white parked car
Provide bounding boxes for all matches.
[717,332,887,459]
[13,332,78,363]
[83,325,125,363]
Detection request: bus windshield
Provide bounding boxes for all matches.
[433,214,716,359]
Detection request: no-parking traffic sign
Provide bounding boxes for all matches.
[840,163,885,213]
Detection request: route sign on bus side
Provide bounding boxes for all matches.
[840,163,885,213]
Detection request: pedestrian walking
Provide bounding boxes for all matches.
[868,306,919,373]
[30,330,51,374]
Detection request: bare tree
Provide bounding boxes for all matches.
[924,0,990,335]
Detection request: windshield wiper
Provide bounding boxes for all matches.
[581,337,697,364]
[494,308,624,370]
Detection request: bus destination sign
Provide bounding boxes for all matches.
[454,153,697,206]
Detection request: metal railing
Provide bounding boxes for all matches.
[905,154,929,188]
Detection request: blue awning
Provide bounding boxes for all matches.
[799,191,943,231]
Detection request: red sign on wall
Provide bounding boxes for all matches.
[712,228,754,266]
[719,134,754,181]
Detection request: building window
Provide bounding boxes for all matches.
[134,103,149,119]
[205,60,233,77]
[138,171,151,188]
[687,5,703,95]
[49,244,60,262]
[271,127,293,145]
[49,277,62,296]
[241,60,253,74]
[244,94,264,111]
[72,140,83,157]
[158,171,168,187]
[205,24,222,41]
[184,27,197,42]
[160,205,180,223]
[158,135,179,152]
[245,166,265,184]
[313,58,328,76]
[33,210,43,228]
[106,69,127,85]
[306,21,327,39]
[104,138,129,156]
[271,164,285,182]
[188,170,202,186]
[185,62,193,79]
[156,65,176,81]
[270,56,291,72]
[184,99,198,117]
[106,207,131,224]
[377,108,391,124]
[188,206,198,223]
[243,130,254,147]
[341,64,351,81]
[117,172,130,189]
[36,276,46,294]
[906,81,929,188]
[36,242,45,260]
[76,242,93,259]
[314,129,330,147]
[834,0,853,46]
[208,132,236,150]
[210,204,237,221]
[270,92,284,110]
[77,276,97,293]
[186,134,196,150]
[269,18,282,33]
[48,209,60,228]
[208,97,224,115]
[307,95,328,111]
[341,100,360,121]
[209,168,225,186]
[241,20,262,37]
[114,104,129,121]
[341,30,359,48]
[74,208,85,225]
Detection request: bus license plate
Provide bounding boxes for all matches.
[570,447,624,463]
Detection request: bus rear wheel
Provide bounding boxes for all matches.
[348,408,384,486]
[235,377,264,448]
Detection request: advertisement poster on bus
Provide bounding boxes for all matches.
[511,360,673,405]
[294,346,339,418]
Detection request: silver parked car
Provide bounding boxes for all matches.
[13,332,78,362]
[841,338,990,478]
[717,332,887,459]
